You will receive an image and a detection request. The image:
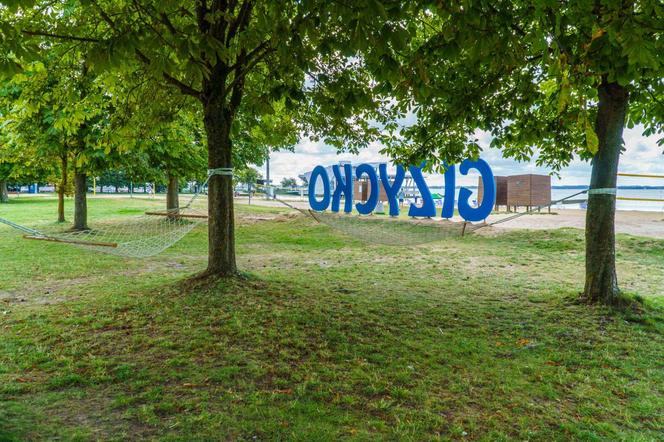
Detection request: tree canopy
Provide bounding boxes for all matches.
[367,1,663,169]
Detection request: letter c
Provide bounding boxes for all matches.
[458,158,495,222]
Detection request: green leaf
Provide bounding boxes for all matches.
[557,78,571,114]
[540,79,557,98]
[585,119,599,155]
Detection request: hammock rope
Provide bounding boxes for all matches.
[275,197,478,246]
[275,189,589,246]
[477,189,589,229]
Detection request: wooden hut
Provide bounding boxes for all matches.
[354,179,388,203]
[507,174,551,212]
[353,180,365,202]
[478,176,508,211]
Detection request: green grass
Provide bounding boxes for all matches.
[1,196,663,441]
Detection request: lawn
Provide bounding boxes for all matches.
[1,196,663,441]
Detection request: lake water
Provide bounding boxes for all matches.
[425,187,664,213]
[552,188,664,212]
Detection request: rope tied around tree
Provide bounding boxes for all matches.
[207,168,234,176]
[587,187,616,196]
[181,167,234,210]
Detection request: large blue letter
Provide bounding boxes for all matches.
[331,163,353,213]
[308,165,330,211]
[355,164,379,215]
[379,163,405,217]
[458,159,495,222]
[441,164,455,219]
[408,163,436,218]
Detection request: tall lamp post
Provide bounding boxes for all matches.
[265,151,272,199]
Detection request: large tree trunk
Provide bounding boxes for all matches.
[73,171,89,231]
[584,81,629,304]
[166,174,179,211]
[57,155,68,223]
[203,101,237,277]
[0,181,8,203]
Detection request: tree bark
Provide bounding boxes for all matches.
[203,101,237,276]
[73,171,89,231]
[584,81,629,304]
[57,155,68,222]
[0,181,8,203]
[167,174,180,211]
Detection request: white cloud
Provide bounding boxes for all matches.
[267,126,664,187]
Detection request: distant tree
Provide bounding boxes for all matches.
[280,177,297,188]
[0,70,70,219]
[143,119,207,211]
[0,56,115,229]
[97,169,130,193]
[235,167,262,205]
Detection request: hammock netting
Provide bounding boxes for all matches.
[0,169,230,258]
[280,189,593,246]
[1,207,207,258]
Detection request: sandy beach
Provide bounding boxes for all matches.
[234,197,664,239]
[486,209,664,239]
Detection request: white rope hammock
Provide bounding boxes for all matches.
[275,189,590,246]
[0,168,231,258]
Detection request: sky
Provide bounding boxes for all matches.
[265,125,664,188]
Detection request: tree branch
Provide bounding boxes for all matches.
[227,38,271,71]
[225,0,252,44]
[133,49,203,98]
[223,46,274,100]
[159,12,179,35]
[91,0,203,99]
[197,0,210,33]
[21,30,100,43]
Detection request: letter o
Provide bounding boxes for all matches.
[308,165,331,211]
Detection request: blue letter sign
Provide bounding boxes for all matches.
[457,159,495,222]
[441,164,456,219]
[331,164,353,213]
[308,165,330,211]
[408,163,436,218]
[307,160,496,222]
[379,164,405,217]
[355,163,379,215]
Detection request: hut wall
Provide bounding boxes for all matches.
[365,180,388,202]
[478,176,507,206]
[507,174,551,207]
[354,180,365,202]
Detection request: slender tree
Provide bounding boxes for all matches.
[0,70,69,218]
[0,164,10,203]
